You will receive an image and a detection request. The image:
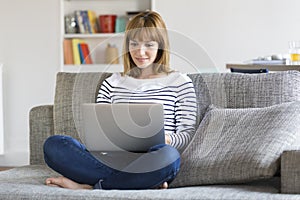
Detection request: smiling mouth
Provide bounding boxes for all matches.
[136,58,149,62]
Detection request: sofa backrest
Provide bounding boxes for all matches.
[190,71,300,127]
[53,71,300,141]
[54,72,111,141]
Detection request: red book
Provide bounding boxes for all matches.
[79,43,93,64]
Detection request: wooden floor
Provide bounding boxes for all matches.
[0,167,13,171]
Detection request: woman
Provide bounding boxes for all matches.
[43,11,197,190]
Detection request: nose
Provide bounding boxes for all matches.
[137,45,146,55]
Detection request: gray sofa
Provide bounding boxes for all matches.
[1,71,300,200]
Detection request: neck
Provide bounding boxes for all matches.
[137,72,168,79]
[138,66,155,79]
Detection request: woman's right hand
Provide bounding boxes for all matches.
[165,134,171,145]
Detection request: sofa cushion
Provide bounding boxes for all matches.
[2,165,300,200]
[53,73,77,138]
[171,101,300,187]
[188,71,300,127]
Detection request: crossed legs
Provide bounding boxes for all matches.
[43,135,180,190]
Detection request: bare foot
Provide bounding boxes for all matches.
[46,176,168,190]
[45,176,92,190]
[156,182,168,189]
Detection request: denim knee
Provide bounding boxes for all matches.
[44,135,60,152]
[148,143,168,152]
[148,144,181,185]
[43,135,65,162]
[43,135,66,154]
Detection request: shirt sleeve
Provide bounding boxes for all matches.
[96,79,112,104]
[169,77,197,152]
[96,72,122,104]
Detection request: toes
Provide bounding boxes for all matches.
[162,182,168,189]
[155,182,168,189]
[45,177,64,187]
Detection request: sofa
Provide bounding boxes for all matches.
[1,70,300,200]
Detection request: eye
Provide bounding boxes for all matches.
[145,43,154,48]
[129,41,138,47]
[146,41,158,48]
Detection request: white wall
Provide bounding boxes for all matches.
[0,0,60,166]
[0,0,300,166]
[155,0,300,72]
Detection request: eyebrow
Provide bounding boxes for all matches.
[129,40,157,43]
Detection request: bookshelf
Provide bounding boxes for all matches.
[60,0,155,72]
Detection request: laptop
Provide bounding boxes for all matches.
[80,103,166,153]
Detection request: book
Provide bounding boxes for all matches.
[81,10,92,34]
[87,10,98,33]
[72,39,85,65]
[75,10,86,33]
[63,39,74,64]
[78,43,93,64]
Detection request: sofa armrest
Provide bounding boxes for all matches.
[29,105,54,165]
[281,148,300,194]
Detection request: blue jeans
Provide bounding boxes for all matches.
[43,135,180,189]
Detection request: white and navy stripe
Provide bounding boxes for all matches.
[96,72,197,151]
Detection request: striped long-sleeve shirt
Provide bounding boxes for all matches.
[96,72,197,152]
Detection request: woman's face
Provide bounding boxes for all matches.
[129,39,159,69]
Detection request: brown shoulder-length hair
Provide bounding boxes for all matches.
[122,11,172,77]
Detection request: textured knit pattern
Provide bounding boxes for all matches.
[171,101,300,187]
[53,73,78,139]
[23,70,300,199]
[29,105,54,165]
[53,72,111,142]
[2,165,300,200]
[281,149,300,194]
[96,72,197,151]
[188,71,300,127]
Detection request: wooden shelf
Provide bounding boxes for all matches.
[226,64,300,72]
